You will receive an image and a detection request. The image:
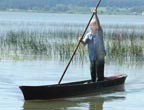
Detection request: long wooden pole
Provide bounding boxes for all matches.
[58,0,102,84]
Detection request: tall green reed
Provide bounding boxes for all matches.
[0,24,143,63]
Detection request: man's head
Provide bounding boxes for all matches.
[90,19,99,33]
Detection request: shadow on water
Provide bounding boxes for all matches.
[23,85,125,110]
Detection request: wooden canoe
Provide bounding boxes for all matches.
[20,74,127,100]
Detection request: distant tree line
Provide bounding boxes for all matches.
[0,0,143,14]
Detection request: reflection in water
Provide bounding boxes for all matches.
[23,96,125,110]
[0,58,143,110]
[23,86,125,110]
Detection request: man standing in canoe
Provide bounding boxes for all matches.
[80,10,106,82]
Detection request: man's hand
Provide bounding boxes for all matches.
[92,9,97,14]
[79,36,86,46]
[78,36,83,42]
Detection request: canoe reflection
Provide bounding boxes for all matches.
[23,96,125,110]
[23,86,125,110]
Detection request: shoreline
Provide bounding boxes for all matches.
[0,10,143,16]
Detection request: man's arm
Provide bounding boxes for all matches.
[95,14,101,29]
[79,33,89,46]
[93,10,102,30]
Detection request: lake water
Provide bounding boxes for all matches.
[0,60,144,110]
[0,11,144,33]
[0,12,144,110]
[0,11,144,24]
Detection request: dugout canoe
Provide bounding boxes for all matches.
[20,74,127,100]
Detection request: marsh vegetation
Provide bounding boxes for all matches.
[0,23,143,64]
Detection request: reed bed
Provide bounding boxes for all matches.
[0,24,144,63]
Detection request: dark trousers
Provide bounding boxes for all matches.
[90,59,105,82]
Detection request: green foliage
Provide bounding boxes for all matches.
[0,0,143,14]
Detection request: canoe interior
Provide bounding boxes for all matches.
[21,74,127,87]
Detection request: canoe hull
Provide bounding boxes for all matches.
[20,74,127,100]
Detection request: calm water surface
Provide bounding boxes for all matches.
[0,59,144,110]
[0,12,144,110]
[0,11,144,24]
[0,11,144,32]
